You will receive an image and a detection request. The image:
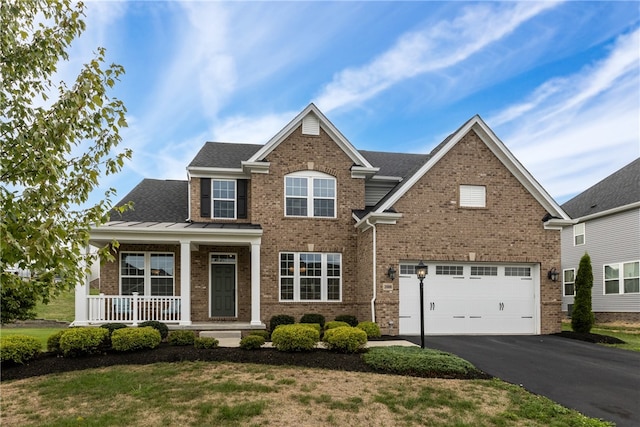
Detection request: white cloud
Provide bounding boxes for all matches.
[491,28,640,202]
[211,111,296,144]
[314,1,561,112]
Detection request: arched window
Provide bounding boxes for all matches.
[284,171,336,218]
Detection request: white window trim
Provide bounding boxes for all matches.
[459,185,486,208]
[279,252,342,302]
[212,179,237,219]
[563,268,576,296]
[120,252,175,296]
[573,223,585,246]
[603,260,640,295]
[284,171,336,218]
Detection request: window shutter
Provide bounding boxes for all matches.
[200,178,211,218]
[237,179,248,219]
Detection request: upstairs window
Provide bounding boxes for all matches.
[213,180,236,219]
[285,172,336,218]
[574,223,585,246]
[460,185,486,208]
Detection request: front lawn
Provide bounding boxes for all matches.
[0,361,611,426]
[562,321,640,352]
[0,328,65,348]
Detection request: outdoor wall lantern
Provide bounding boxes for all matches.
[415,260,427,349]
[547,267,559,282]
[387,266,396,280]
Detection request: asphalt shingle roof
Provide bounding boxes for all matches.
[112,179,189,222]
[359,150,429,179]
[561,158,640,218]
[189,142,263,168]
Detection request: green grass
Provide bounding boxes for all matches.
[363,346,480,376]
[0,362,612,427]
[34,288,76,322]
[562,322,640,352]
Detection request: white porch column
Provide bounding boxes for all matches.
[250,241,262,326]
[71,245,91,326]
[179,240,192,326]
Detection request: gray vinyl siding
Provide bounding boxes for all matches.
[364,180,397,207]
[561,208,640,313]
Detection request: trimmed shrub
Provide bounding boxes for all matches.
[363,346,479,377]
[138,321,169,340]
[271,324,319,352]
[300,313,325,328]
[323,326,367,353]
[168,330,196,346]
[47,330,66,355]
[240,335,265,350]
[194,337,219,349]
[357,321,381,338]
[269,314,295,332]
[100,323,128,336]
[324,321,350,331]
[111,327,161,352]
[59,327,110,357]
[299,323,321,334]
[248,330,270,340]
[335,315,358,327]
[0,335,42,364]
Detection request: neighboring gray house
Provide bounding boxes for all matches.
[560,158,640,323]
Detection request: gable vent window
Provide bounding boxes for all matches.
[302,114,320,136]
[460,185,486,208]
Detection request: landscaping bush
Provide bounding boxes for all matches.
[322,326,367,353]
[271,324,319,352]
[572,253,595,334]
[0,335,42,364]
[194,337,219,349]
[46,330,66,354]
[357,321,381,338]
[335,314,358,327]
[299,323,321,334]
[363,346,478,377]
[269,314,295,332]
[240,335,265,350]
[324,320,350,331]
[138,320,169,340]
[59,327,110,357]
[167,330,196,346]
[100,323,128,336]
[247,330,270,340]
[300,313,325,328]
[111,327,161,352]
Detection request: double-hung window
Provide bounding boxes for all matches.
[285,172,336,218]
[213,179,236,219]
[573,223,585,246]
[120,252,174,296]
[279,252,341,301]
[604,261,640,294]
[563,269,575,296]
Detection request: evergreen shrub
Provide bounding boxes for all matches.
[138,321,169,340]
[322,326,367,353]
[300,313,325,328]
[111,327,161,352]
[269,314,295,332]
[167,330,196,346]
[356,321,381,338]
[240,335,265,350]
[324,321,350,331]
[335,315,358,327]
[0,335,42,364]
[59,327,109,357]
[194,337,219,349]
[271,324,319,352]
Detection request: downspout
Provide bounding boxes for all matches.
[365,218,376,323]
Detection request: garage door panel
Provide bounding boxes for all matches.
[399,263,537,335]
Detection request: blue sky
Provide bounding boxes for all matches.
[63,1,639,208]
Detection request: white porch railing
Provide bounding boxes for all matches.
[87,293,182,325]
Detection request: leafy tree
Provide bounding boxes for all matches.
[571,253,595,333]
[1,0,131,323]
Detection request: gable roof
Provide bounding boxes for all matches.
[365,115,569,222]
[359,150,429,179]
[561,157,640,219]
[247,103,376,170]
[112,179,189,223]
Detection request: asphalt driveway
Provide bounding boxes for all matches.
[400,334,640,427]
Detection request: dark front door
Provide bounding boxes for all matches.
[211,264,235,317]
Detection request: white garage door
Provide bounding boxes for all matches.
[399,263,538,335]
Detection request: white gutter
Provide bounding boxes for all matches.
[365,218,377,323]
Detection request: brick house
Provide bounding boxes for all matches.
[73,104,568,335]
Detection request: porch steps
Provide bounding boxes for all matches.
[199,330,241,347]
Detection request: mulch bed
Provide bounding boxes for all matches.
[553,330,625,344]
